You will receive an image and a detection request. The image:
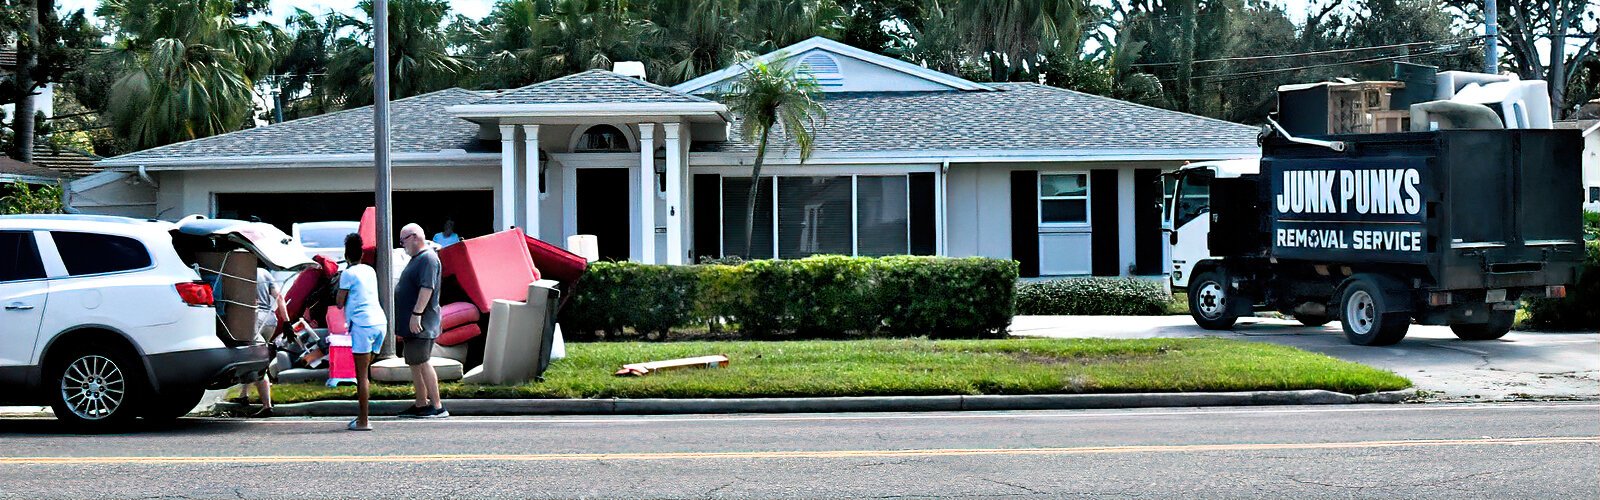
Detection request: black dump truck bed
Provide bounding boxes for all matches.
[1210,129,1585,291]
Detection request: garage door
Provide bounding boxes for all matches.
[214,191,495,241]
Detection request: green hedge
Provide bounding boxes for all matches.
[560,256,1018,339]
[1523,241,1600,331]
[1015,278,1171,316]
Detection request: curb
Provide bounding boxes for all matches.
[214,389,1419,418]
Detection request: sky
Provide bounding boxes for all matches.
[56,0,499,23]
[56,0,1318,27]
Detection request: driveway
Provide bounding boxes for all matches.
[1011,315,1600,401]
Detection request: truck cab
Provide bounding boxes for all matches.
[1166,159,1257,291]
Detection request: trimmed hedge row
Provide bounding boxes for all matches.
[1015,278,1171,316]
[1523,241,1600,331]
[559,256,1019,339]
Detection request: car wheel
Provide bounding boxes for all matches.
[1295,313,1332,327]
[1339,277,1410,346]
[49,346,144,429]
[1450,311,1515,341]
[143,386,206,422]
[1189,270,1239,330]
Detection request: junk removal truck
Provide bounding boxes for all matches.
[1167,68,1585,345]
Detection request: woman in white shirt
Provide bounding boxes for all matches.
[337,233,386,431]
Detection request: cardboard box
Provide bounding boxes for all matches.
[194,250,260,343]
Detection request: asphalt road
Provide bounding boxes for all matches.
[1,402,1595,499]
[1012,315,1600,400]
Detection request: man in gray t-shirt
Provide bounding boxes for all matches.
[395,223,447,418]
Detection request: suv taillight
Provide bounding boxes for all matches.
[175,282,214,306]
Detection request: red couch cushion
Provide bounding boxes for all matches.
[357,207,378,265]
[524,234,588,309]
[284,255,339,324]
[440,229,540,313]
[439,301,481,331]
[436,323,483,347]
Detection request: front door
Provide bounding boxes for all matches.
[575,169,632,261]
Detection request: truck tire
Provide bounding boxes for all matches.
[1450,311,1515,341]
[142,386,206,422]
[1189,270,1239,330]
[1339,277,1410,346]
[48,343,145,430]
[1295,314,1332,327]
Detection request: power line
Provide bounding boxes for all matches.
[1131,37,1481,67]
[1187,42,1480,84]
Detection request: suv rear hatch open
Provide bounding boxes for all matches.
[170,216,317,344]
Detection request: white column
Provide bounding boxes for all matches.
[521,124,541,239]
[637,123,656,264]
[663,122,685,265]
[498,124,516,231]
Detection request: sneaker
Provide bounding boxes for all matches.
[419,406,449,419]
[397,405,430,418]
[249,406,274,419]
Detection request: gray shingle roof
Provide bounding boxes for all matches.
[694,83,1258,154]
[0,156,71,181]
[473,69,710,105]
[32,144,103,177]
[104,88,491,164]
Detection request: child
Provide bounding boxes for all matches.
[337,233,386,431]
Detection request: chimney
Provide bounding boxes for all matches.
[613,61,647,81]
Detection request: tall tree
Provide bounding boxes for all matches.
[720,55,825,257]
[96,0,279,150]
[1447,0,1598,118]
[268,8,347,120]
[324,0,468,108]
[3,0,93,162]
[947,0,1097,82]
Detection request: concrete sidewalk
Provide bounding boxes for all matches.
[1011,315,1600,401]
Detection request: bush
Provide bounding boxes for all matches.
[1015,278,1171,316]
[1523,241,1600,331]
[560,256,1018,339]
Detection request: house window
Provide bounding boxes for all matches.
[722,175,912,259]
[777,177,852,258]
[1039,173,1089,225]
[575,125,630,152]
[857,176,909,256]
[1590,187,1599,203]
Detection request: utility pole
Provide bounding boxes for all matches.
[373,0,397,358]
[1484,0,1498,74]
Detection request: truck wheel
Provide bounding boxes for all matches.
[1450,311,1515,341]
[142,386,205,422]
[48,345,145,430]
[1189,270,1238,330]
[1339,278,1410,346]
[1295,314,1332,327]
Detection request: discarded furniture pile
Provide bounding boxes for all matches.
[272,208,588,386]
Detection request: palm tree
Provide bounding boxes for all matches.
[949,0,1096,81]
[97,0,278,149]
[324,0,468,108]
[720,55,826,257]
[454,0,561,89]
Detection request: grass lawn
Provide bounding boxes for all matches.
[264,338,1410,404]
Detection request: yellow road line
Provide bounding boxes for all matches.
[4,436,1596,465]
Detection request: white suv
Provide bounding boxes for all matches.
[0,215,312,428]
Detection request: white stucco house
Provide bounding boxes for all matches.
[72,37,1259,277]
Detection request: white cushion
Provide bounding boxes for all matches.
[369,357,464,383]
